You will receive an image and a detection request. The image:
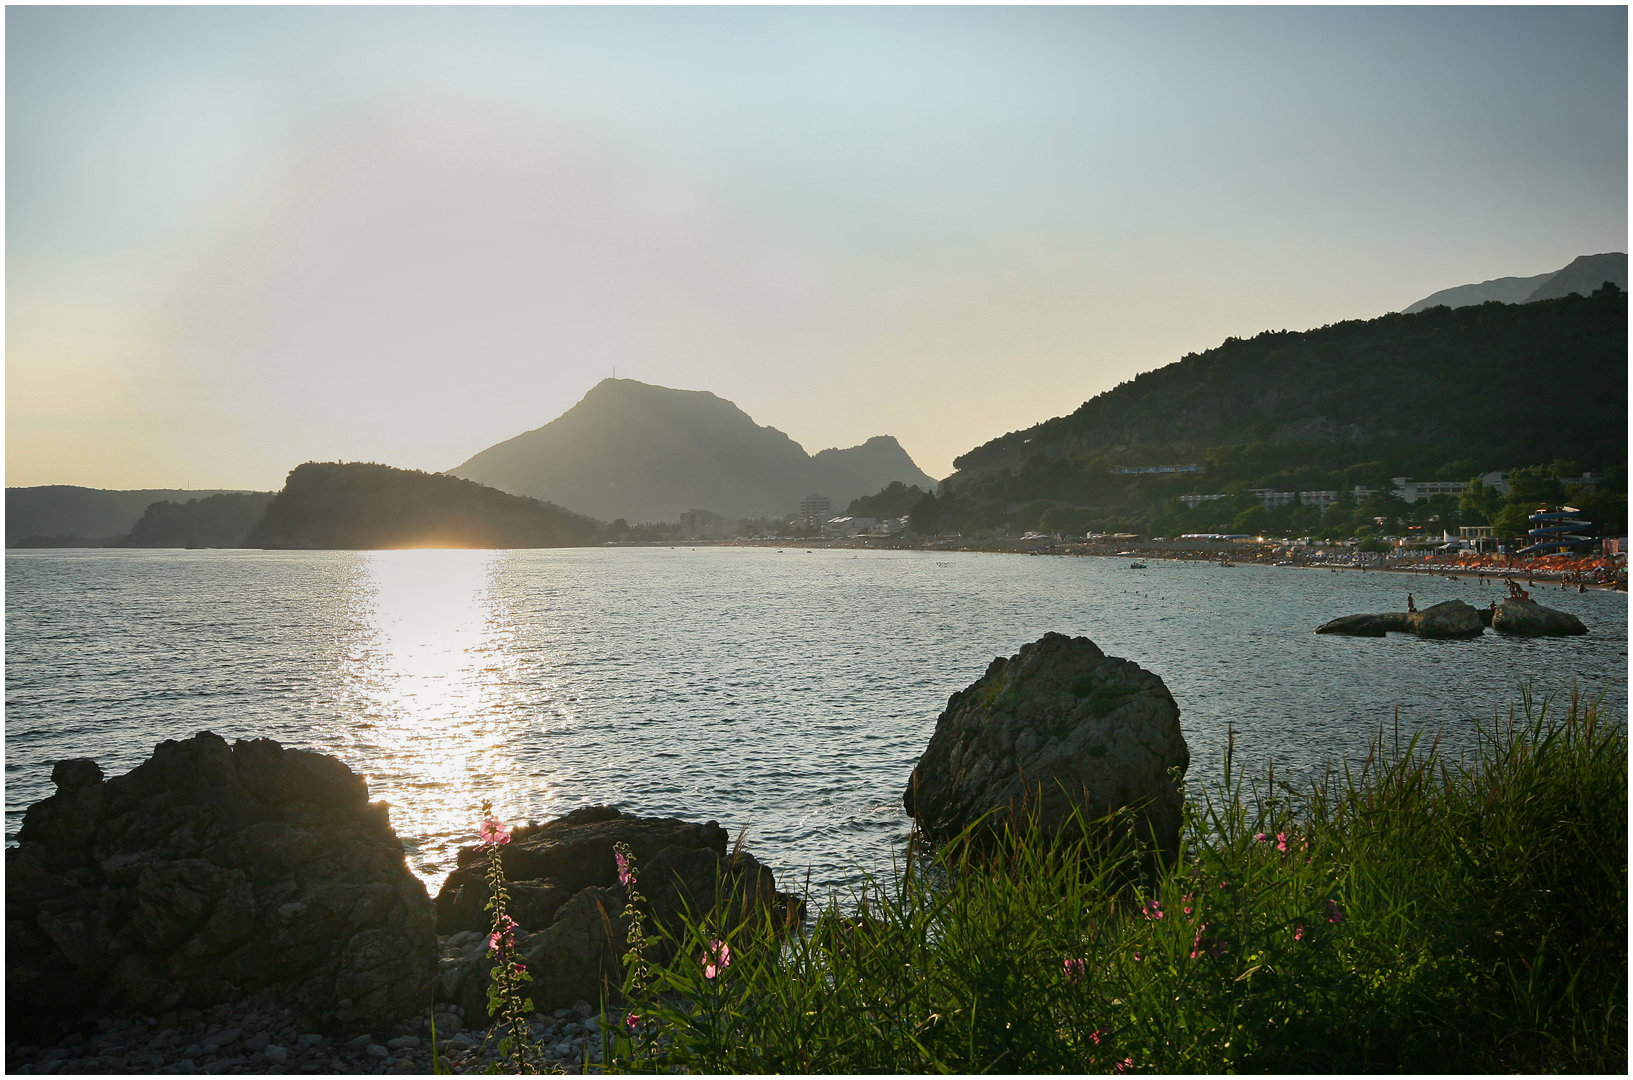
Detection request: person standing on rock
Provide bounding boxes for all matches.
[1407,593,1417,614]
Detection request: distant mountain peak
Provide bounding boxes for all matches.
[1402,252,1627,314]
[449,381,936,522]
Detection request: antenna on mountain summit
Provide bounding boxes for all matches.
[613,367,617,380]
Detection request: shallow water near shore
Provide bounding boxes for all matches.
[6,546,1626,898]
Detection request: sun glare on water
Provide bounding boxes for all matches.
[323,549,561,887]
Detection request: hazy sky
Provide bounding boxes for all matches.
[8,6,1627,492]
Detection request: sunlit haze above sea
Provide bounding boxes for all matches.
[6,548,1626,899]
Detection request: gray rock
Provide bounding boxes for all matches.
[903,632,1190,860]
[263,1044,288,1063]
[367,1043,389,1058]
[1491,598,1588,636]
[1314,612,1411,636]
[436,808,799,1020]
[386,1036,419,1049]
[1409,599,1485,638]
[343,1034,374,1051]
[432,806,727,935]
[6,733,437,1040]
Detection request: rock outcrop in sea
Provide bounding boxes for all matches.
[1491,597,1589,636]
[1408,599,1485,639]
[902,632,1190,860]
[1313,612,1412,637]
[5,732,437,1040]
[1316,596,1588,639]
[432,806,802,1020]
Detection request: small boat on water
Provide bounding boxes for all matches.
[1219,560,1235,567]
[1130,561,1148,570]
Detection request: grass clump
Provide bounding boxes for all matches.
[603,688,1625,1073]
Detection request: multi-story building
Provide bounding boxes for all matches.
[1248,489,1298,509]
[1178,493,1230,509]
[1392,477,1469,504]
[1109,464,1203,476]
[679,509,740,540]
[797,495,832,530]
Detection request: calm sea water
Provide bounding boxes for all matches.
[6,547,1626,898]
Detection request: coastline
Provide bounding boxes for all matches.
[624,536,1630,591]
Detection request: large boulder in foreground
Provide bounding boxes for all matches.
[433,806,802,1019]
[5,733,437,1038]
[1491,597,1588,636]
[903,632,1190,860]
[1409,599,1485,639]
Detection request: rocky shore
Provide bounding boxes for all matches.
[4,993,616,1074]
[6,734,798,1077]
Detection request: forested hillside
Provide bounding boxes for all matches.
[914,286,1626,540]
[122,493,275,547]
[5,486,253,545]
[246,462,601,549]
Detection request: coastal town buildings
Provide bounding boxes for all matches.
[680,509,740,540]
[797,495,832,530]
[1109,464,1202,475]
[822,515,876,537]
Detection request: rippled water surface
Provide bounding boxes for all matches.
[7,547,1626,896]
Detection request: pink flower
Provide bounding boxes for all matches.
[1141,898,1163,920]
[704,937,732,979]
[1254,832,1267,843]
[1114,1056,1133,1072]
[625,1012,639,1032]
[1190,924,1227,960]
[615,850,635,887]
[1182,893,1194,915]
[1090,1027,1106,1045]
[1063,958,1086,982]
[487,914,519,955]
[1132,949,1142,962]
[1293,922,1306,941]
[1276,832,1288,852]
[480,817,511,845]
[1326,899,1346,924]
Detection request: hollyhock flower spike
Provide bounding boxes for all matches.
[488,913,519,955]
[480,817,511,846]
[1063,958,1086,983]
[615,850,635,887]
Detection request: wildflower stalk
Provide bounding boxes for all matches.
[610,841,657,1065]
[479,800,539,1074]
